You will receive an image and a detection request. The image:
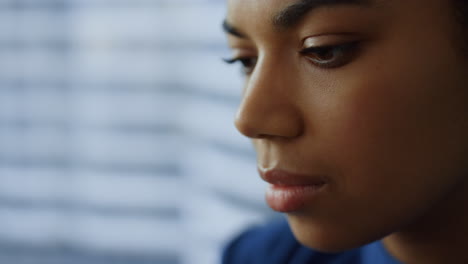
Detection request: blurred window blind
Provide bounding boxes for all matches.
[0,1,272,264]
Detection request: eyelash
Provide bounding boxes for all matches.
[223,57,258,75]
[300,41,360,68]
[224,41,360,75]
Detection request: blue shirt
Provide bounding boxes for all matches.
[222,219,403,264]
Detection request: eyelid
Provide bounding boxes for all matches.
[222,55,258,75]
[301,34,361,49]
[226,46,256,56]
[299,41,359,54]
[223,47,258,66]
[298,40,361,69]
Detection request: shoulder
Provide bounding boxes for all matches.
[221,218,357,264]
[221,218,402,264]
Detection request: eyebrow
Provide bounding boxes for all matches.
[274,0,371,28]
[223,0,372,38]
[222,20,247,38]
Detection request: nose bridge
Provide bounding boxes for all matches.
[235,55,304,139]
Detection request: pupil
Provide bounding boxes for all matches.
[317,49,335,61]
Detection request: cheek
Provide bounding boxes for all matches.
[322,23,466,176]
[318,51,468,202]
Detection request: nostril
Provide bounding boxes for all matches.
[234,118,258,138]
[256,134,269,139]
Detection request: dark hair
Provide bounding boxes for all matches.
[454,0,468,27]
[453,0,468,51]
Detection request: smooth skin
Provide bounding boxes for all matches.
[224,0,468,263]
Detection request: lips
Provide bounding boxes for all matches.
[258,168,328,212]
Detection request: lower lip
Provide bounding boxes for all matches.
[265,184,326,213]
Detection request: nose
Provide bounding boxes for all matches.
[234,57,304,139]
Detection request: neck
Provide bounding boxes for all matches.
[383,177,468,264]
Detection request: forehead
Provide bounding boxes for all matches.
[226,0,378,33]
[226,0,285,30]
[227,0,293,15]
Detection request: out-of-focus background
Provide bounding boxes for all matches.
[0,1,277,264]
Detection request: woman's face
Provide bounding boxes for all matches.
[225,0,468,252]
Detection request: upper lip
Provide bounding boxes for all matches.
[258,167,328,186]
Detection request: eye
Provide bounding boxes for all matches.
[299,41,359,69]
[223,56,258,75]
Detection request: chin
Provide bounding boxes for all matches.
[286,215,387,253]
